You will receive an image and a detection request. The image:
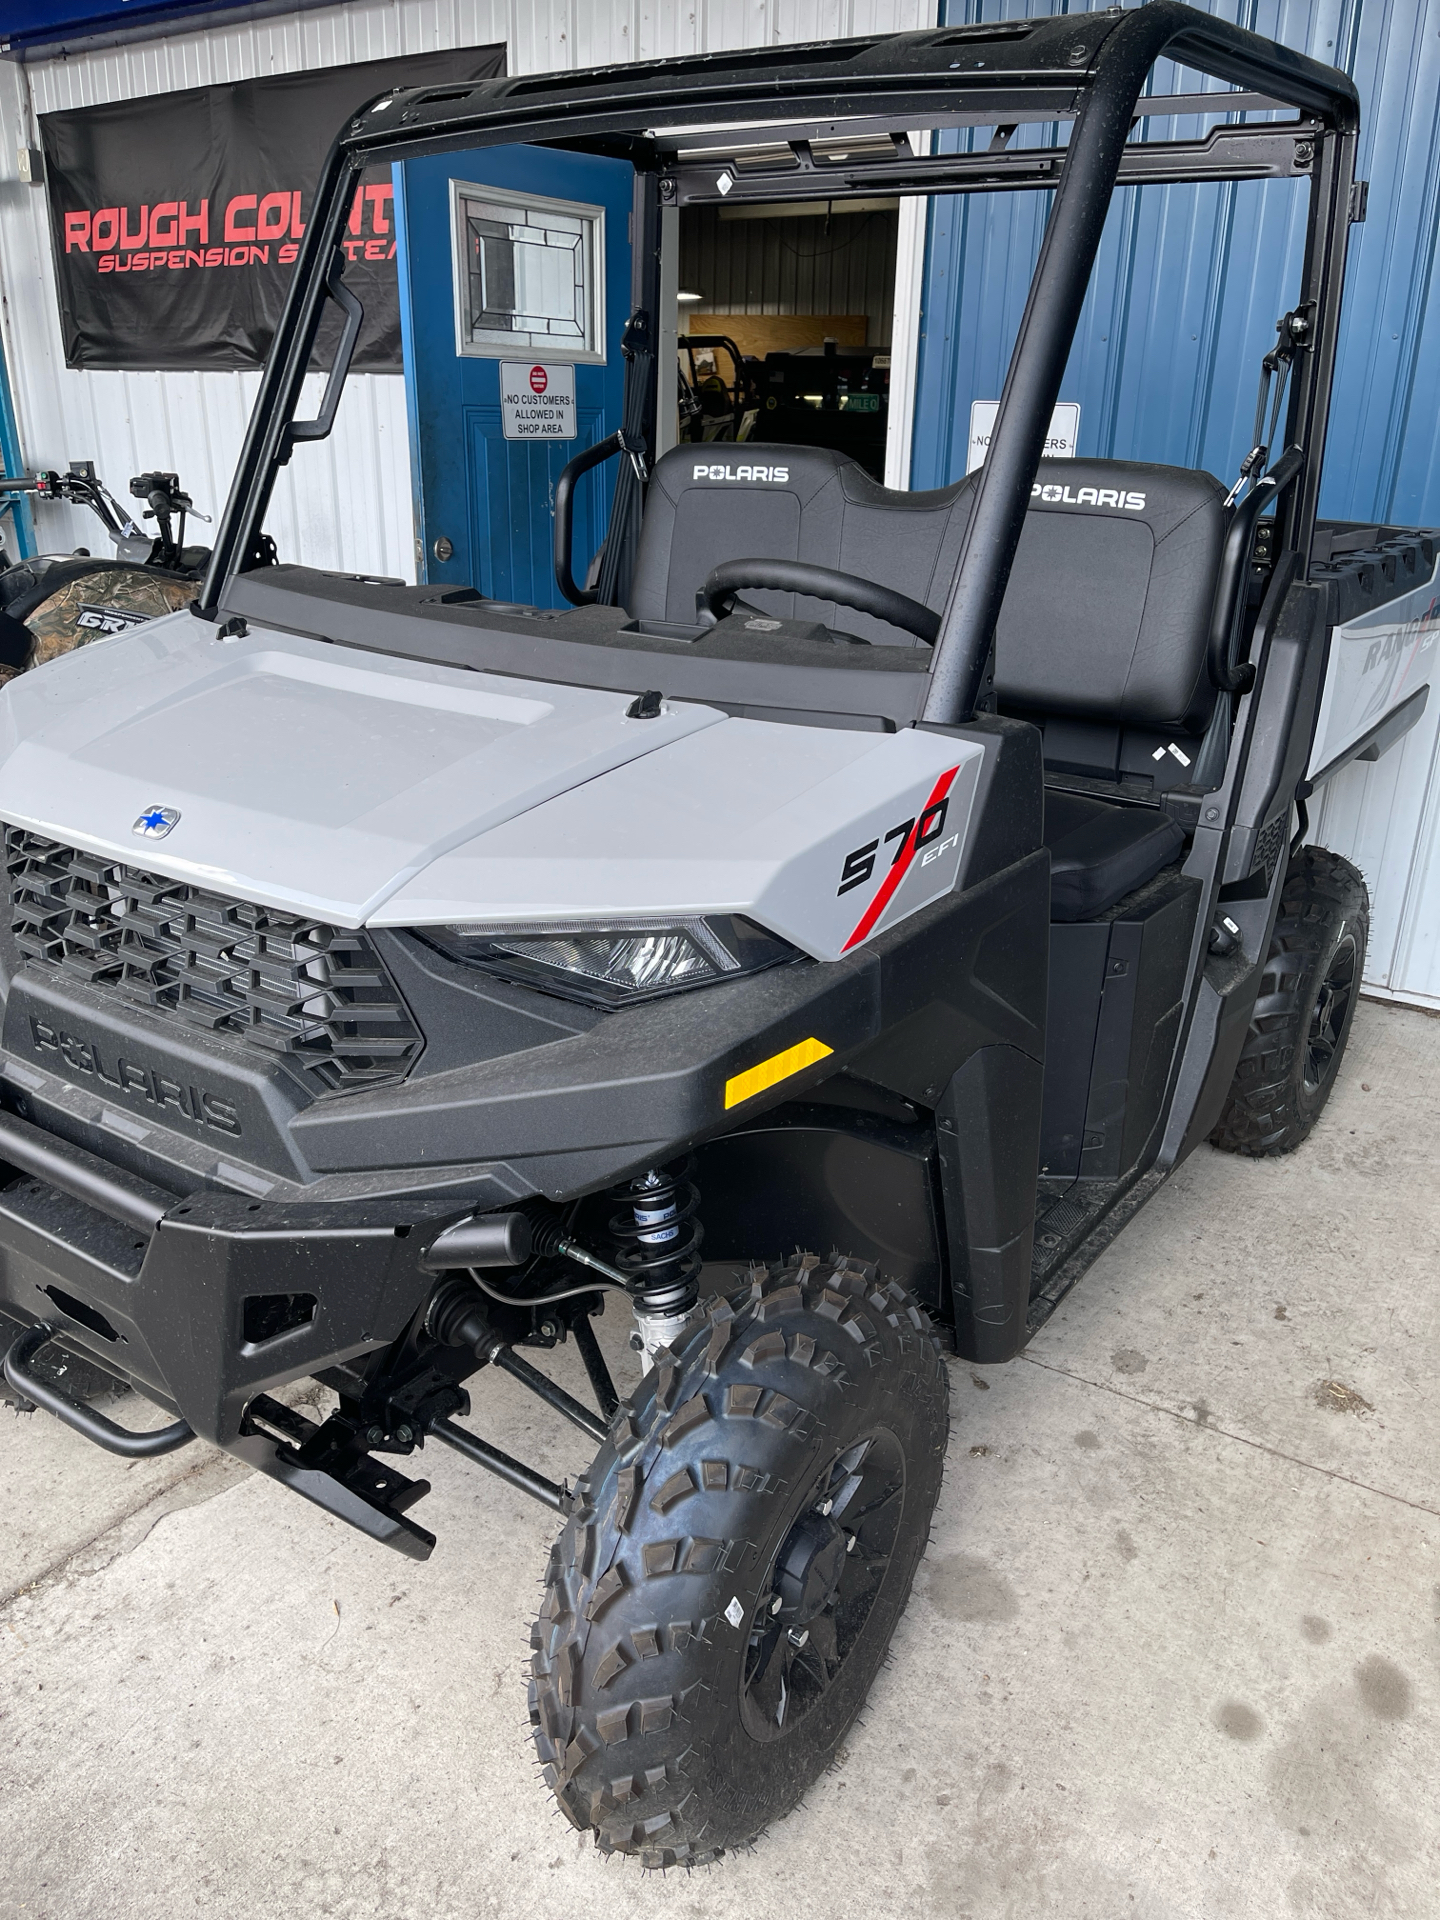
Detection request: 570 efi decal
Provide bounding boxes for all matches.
[837,765,962,951]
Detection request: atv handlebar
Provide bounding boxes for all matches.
[131,471,200,518]
[1,462,212,574]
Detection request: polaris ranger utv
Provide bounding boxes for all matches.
[1,3,1434,1868]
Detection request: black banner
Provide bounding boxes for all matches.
[41,44,506,374]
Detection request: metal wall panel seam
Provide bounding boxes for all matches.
[679,208,901,342]
[1319,0,1436,524]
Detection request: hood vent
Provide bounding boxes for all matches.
[6,828,422,1091]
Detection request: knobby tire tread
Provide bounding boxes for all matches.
[528,1252,948,1868]
[1210,845,1368,1158]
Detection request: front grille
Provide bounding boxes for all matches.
[5,828,422,1091]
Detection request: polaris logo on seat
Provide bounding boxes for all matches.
[1033,482,1146,510]
[694,462,790,483]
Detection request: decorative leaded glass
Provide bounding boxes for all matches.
[450,186,603,359]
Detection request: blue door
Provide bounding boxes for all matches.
[395,145,633,604]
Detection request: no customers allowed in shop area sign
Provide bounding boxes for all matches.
[501,363,577,440]
[967,400,1079,473]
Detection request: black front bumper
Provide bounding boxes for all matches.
[0,1145,431,1447]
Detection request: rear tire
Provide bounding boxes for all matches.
[1210,845,1368,1157]
[528,1253,948,1867]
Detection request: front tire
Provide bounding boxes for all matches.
[1210,845,1368,1157]
[528,1254,948,1867]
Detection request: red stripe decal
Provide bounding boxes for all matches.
[842,764,960,953]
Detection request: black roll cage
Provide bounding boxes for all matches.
[200,2,1359,731]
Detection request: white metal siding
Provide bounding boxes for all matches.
[0,0,932,576]
[1310,680,1440,1010]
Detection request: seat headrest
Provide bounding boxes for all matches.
[629,443,972,642]
[995,458,1227,735]
[647,442,878,507]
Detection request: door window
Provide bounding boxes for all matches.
[449,182,605,360]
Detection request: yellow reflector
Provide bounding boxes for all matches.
[724,1036,833,1110]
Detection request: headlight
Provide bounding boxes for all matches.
[419,914,798,1007]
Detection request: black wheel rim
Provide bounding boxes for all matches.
[738,1429,905,1742]
[1304,930,1357,1096]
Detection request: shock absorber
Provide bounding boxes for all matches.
[603,1159,703,1367]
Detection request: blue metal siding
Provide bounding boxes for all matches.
[1326,0,1440,524]
[910,0,1440,1006]
[912,0,1440,532]
[0,1,334,58]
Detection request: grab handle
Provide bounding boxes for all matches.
[553,430,624,605]
[284,251,364,454]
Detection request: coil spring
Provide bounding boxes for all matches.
[603,1158,703,1310]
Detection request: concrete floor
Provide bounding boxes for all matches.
[1,996,1437,1920]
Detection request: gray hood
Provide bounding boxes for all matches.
[0,612,723,928]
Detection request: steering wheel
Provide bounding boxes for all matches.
[701,558,940,646]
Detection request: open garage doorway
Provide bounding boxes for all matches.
[674,197,902,480]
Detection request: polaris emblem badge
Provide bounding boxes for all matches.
[693,462,790,483]
[1032,481,1147,510]
[133,805,180,839]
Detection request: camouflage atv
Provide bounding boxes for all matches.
[0,464,216,684]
